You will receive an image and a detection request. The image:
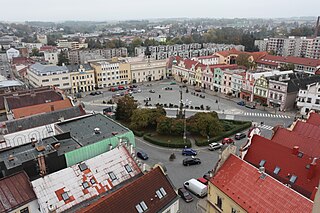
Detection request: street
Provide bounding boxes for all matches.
[79,80,295,212]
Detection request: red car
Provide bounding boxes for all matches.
[222,138,234,145]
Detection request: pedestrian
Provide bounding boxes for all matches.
[159,94,161,98]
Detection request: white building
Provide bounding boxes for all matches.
[296,79,320,115]
[231,72,245,98]
[27,63,71,91]
[130,59,167,83]
[6,48,19,61]
[192,55,219,65]
[44,51,59,65]
[37,34,48,44]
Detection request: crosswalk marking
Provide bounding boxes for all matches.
[257,124,274,131]
[244,112,290,119]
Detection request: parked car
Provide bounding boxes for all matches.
[222,138,234,145]
[149,89,155,93]
[208,142,222,151]
[183,157,201,166]
[235,133,246,140]
[118,85,125,90]
[96,91,103,95]
[89,92,97,96]
[164,87,173,90]
[195,88,202,92]
[245,104,256,109]
[184,178,207,197]
[137,151,148,160]
[110,87,119,92]
[237,101,245,106]
[137,89,142,93]
[197,177,208,185]
[178,188,193,203]
[170,81,176,85]
[182,148,197,156]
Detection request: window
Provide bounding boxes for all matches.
[135,201,148,213]
[156,187,167,199]
[259,160,266,167]
[90,178,96,185]
[63,83,69,86]
[231,208,237,213]
[289,175,297,184]
[274,166,281,175]
[82,181,90,189]
[307,98,312,103]
[61,192,69,201]
[52,78,59,81]
[297,152,303,158]
[108,172,117,181]
[42,79,49,82]
[78,163,88,171]
[216,195,222,209]
[62,77,68,80]
[125,164,132,173]
[20,207,29,213]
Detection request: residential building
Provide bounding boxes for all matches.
[0,172,40,213]
[214,48,267,65]
[172,58,199,85]
[37,34,48,45]
[202,65,214,90]
[253,75,269,105]
[231,72,245,98]
[256,54,320,74]
[44,51,59,65]
[27,63,71,91]
[68,48,128,65]
[255,36,320,59]
[80,166,179,213]
[91,60,126,88]
[57,40,88,50]
[296,78,320,115]
[241,133,320,200]
[67,64,96,94]
[268,74,320,111]
[32,145,143,213]
[6,47,19,61]
[207,154,314,213]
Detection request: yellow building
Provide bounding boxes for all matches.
[67,64,95,94]
[206,154,314,213]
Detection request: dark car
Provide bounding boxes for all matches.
[89,92,97,96]
[96,91,103,95]
[222,138,234,145]
[149,89,155,93]
[208,142,223,151]
[237,101,245,106]
[178,188,193,202]
[195,88,202,92]
[183,157,201,166]
[137,151,148,160]
[245,104,256,109]
[235,133,246,140]
[182,148,197,156]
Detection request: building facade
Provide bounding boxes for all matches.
[296,80,320,115]
[67,64,96,94]
[130,59,167,83]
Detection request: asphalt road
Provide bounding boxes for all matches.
[79,80,295,212]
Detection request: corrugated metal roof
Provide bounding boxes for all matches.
[0,172,36,212]
[32,145,141,213]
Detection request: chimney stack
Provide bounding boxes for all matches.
[292,146,299,155]
[314,16,320,38]
[307,158,317,180]
[50,105,54,111]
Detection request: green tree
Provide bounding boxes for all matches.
[236,53,251,69]
[156,116,173,135]
[187,112,222,137]
[115,96,138,121]
[57,50,69,66]
[279,63,295,71]
[30,48,42,57]
[130,109,150,130]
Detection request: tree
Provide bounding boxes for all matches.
[115,96,138,121]
[236,53,251,69]
[130,107,166,130]
[279,63,295,71]
[187,112,222,137]
[30,48,42,57]
[156,116,173,135]
[57,50,69,66]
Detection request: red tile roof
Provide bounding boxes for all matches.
[197,55,219,59]
[0,172,36,212]
[244,135,320,199]
[258,54,320,67]
[272,127,320,157]
[80,166,178,213]
[211,154,313,213]
[215,49,267,61]
[39,46,57,52]
[12,99,73,119]
[183,59,199,69]
[293,120,320,141]
[307,112,320,127]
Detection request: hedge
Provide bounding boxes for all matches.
[195,121,252,146]
[133,130,144,137]
[143,133,192,148]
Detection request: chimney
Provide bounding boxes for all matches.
[307,158,317,180]
[292,146,299,155]
[50,105,54,111]
[310,187,318,201]
[314,16,320,38]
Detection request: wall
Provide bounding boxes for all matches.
[10,200,41,213]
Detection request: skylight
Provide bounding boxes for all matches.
[78,163,88,172]
[135,201,148,213]
[61,192,69,201]
[90,178,96,185]
[289,175,297,184]
[156,187,167,199]
[125,164,133,173]
[82,181,90,189]
[273,166,281,175]
[160,187,167,196]
[297,152,304,158]
[108,172,117,181]
[259,160,266,167]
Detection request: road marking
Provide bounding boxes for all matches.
[257,124,274,131]
[242,112,291,119]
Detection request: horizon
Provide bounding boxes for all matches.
[1,0,319,22]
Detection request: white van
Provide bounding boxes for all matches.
[183,178,207,197]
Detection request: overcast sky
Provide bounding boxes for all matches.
[1,0,319,22]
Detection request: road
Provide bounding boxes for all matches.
[78,80,295,212]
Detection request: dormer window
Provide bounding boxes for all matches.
[289,175,297,184]
[274,166,281,175]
